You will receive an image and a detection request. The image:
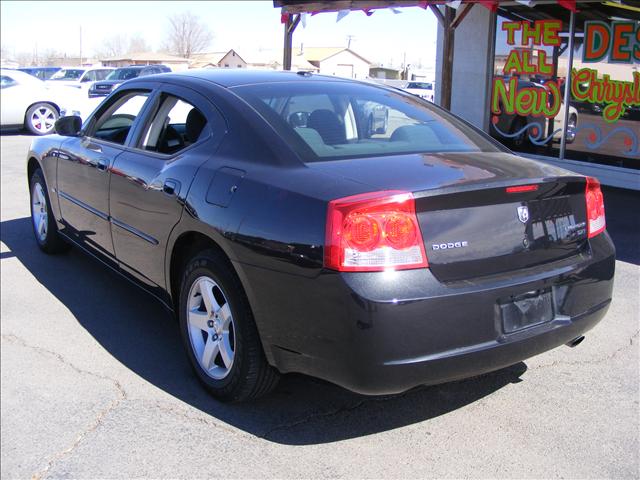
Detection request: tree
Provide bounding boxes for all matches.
[94,33,151,59]
[128,34,149,54]
[94,34,128,58]
[163,11,213,58]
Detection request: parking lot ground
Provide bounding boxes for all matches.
[1,133,638,479]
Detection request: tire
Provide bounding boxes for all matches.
[25,103,58,135]
[510,117,528,149]
[29,168,70,253]
[566,115,577,144]
[178,249,279,402]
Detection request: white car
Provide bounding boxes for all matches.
[45,66,114,90]
[403,81,435,102]
[1,69,82,135]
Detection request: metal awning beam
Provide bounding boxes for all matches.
[275,0,604,15]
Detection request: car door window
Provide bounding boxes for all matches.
[95,70,111,81]
[82,71,96,82]
[138,94,209,155]
[88,91,151,145]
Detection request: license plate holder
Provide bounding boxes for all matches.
[500,289,554,333]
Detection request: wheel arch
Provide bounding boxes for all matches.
[27,156,41,184]
[166,228,276,364]
[168,230,234,310]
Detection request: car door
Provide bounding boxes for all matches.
[55,86,156,263]
[109,84,226,289]
[0,75,21,125]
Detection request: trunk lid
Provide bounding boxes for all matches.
[309,152,589,281]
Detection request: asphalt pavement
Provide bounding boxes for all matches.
[1,133,638,479]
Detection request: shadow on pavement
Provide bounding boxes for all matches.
[1,216,530,445]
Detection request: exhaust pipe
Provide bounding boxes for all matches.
[566,335,585,348]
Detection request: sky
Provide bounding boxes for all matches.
[0,0,439,68]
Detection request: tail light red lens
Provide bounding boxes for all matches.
[585,177,606,238]
[506,184,539,193]
[325,190,429,272]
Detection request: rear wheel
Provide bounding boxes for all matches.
[25,103,58,135]
[178,249,279,402]
[30,168,69,253]
[565,115,577,144]
[510,117,528,149]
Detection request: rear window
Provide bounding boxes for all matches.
[233,81,502,162]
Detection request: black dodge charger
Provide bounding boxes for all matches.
[27,70,615,402]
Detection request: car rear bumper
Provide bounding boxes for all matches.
[242,233,615,395]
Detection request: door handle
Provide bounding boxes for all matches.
[87,143,102,153]
[97,158,108,172]
[163,179,180,197]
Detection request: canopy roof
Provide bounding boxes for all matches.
[275,0,640,31]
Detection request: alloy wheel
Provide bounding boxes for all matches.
[30,106,56,134]
[186,276,236,380]
[31,182,48,242]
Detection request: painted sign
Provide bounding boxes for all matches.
[492,19,639,122]
[492,20,564,120]
[491,18,639,156]
[582,20,639,64]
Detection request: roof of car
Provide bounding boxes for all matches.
[153,68,352,88]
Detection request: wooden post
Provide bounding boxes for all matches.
[283,14,300,71]
[559,10,576,161]
[440,6,456,110]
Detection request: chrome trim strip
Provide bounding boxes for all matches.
[58,190,109,221]
[58,190,158,246]
[110,218,159,245]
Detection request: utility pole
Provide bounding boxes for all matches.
[346,35,355,49]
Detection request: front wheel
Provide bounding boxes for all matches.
[25,103,58,135]
[30,168,69,253]
[178,250,280,402]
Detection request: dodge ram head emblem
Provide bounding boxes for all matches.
[517,206,530,223]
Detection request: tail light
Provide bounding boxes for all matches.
[585,177,606,238]
[325,190,428,272]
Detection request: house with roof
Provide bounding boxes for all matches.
[299,47,371,79]
[243,49,318,72]
[100,52,190,71]
[189,49,247,69]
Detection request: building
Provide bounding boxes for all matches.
[100,52,190,71]
[243,49,318,71]
[369,66,402,80]
[189,50,247,69]
[300,47,371,79]
[43,56,101,67]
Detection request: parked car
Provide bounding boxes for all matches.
[403,81,435,102]
[1,68,79,135]
[27,70,614,402]
[18,66,62,81]
[46,66,114,89]
[491,80,579,148]
[88,64,172,98]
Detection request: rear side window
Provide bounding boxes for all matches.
[138,94,209,155]
[233,82,502,161]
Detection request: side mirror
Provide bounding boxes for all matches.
[55,116,82,136]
